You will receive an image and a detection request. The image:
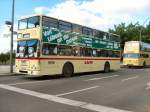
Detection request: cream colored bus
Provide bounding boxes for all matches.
[123,41,150,67]
[15,15,121,77]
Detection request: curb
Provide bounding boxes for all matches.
[0,73,22,77]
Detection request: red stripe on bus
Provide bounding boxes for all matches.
[16,57,120,61]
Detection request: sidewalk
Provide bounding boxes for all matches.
[0,65,15,76]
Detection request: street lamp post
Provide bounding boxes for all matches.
[139,17,150,42]
[10,0,15,73]
[6,0,15,73]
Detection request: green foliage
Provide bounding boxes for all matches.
[109,22,150,49]
[0,52,15,65]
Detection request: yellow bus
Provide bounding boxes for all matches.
[15,15,121,77]
[123,41,150,67]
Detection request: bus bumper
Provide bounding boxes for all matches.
[15,69,43,77]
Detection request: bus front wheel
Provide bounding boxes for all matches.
[104,62,110,73]
[63,63,74,77]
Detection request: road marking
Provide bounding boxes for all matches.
[146,83,150,90]
[121,76,138,82]
[0,84,132,112]
[8,80,51,86]
[56,86,99,97]
[85,75,119,81]
[146,87,150,90]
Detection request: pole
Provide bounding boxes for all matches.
[10,0,15,73]
[139,29,142,42]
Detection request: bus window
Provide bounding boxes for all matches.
[72,46,80,56]
[42,16,58,29]
[59,20,72,32]
[110,34,120,42]
[93,30,105,39]
[58,45,72,56]
[82,27,93,36]
[108,50,113,57]
[72,24,82,34]
[92,49,97,57]
[99,50,109,57]
[42,43,57,55]
[103,33,109,40]
[93,30,99,38]
[28,16,40,28]
[18,19,27,29]
[18,16,40,29]
[113,51,120,57]
[81,48,92,57]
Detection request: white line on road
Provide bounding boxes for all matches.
[146,83,150,90]
[8,80,51,86]
[0,84,132,112]
[85,75,119,81]
[56,86,99,97]
[147,83,150,86]
[146,87,150,90]
[121,76,138,82]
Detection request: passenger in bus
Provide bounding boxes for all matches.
[42,46,49,55]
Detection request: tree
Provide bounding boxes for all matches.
[109,22,150,49]
[0,52,15,65]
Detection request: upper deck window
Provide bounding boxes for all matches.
[72,24,82,34]
[110,34,120,42]
[82,27,93,36]
[18,16,40,30]
[59,20,72,32]
[42,16,58,29]
[19,19,27,29]
[28,16,40,28]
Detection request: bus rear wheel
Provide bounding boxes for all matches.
[104,62,110,73]
[143,61,146,68]
[63,63,74,77]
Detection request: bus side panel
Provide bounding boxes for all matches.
[39,57,120,76]
[40,59,62,75]
[110,60,120,70]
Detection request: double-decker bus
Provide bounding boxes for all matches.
[123,41,150,67]
[15,15,121,77]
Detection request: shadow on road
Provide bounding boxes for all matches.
[22,70,116,81]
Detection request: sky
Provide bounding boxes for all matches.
[0,0,150,53]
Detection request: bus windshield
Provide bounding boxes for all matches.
[16,39,39,58]
[123,53,140,58]
[18,16,40,29]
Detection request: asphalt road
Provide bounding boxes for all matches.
[0,67,150,112]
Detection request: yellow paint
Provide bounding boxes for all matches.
[15,15,120,76]
[123,41,150,67]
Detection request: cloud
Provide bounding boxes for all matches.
[0,25,11,52]
[0,24,17,53]
[34,0,150,30]
[34,6,50,14]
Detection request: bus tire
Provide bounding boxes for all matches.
[62,62,74,77]
[143,61,146,68]
[104,62,110,73]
